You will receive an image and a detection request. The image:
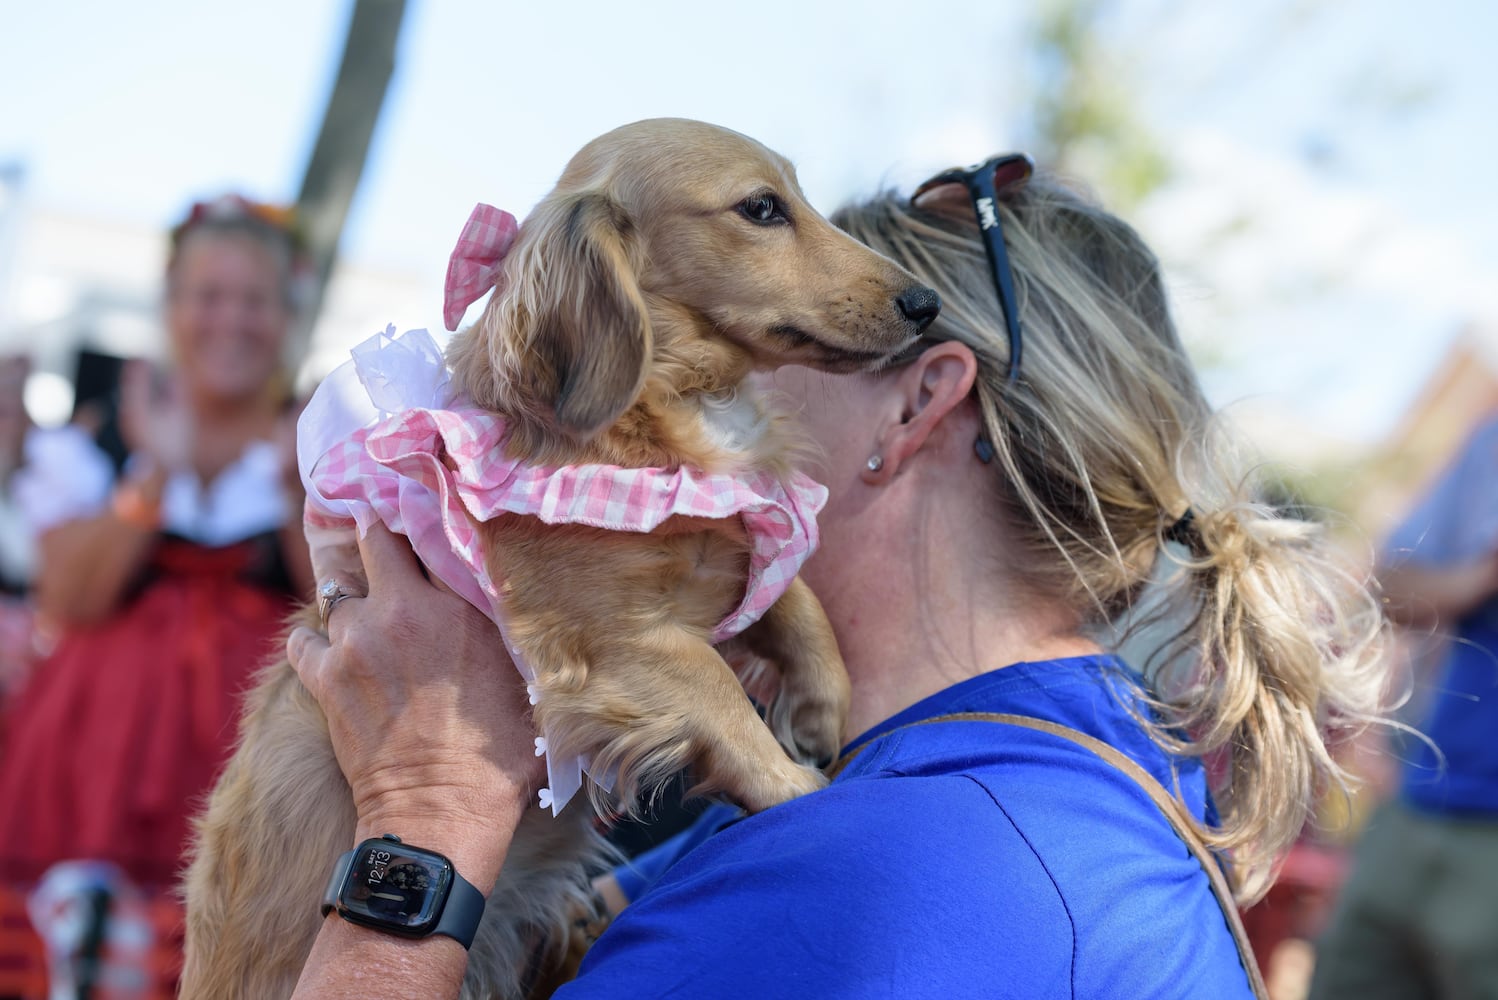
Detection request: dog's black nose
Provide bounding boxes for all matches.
[897,286,941,331]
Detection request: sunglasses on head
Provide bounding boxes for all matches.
[911,153,1034,385]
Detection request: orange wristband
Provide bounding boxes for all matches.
[112,482,162,530]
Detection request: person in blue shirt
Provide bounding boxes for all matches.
[286,159,1390,999]
[1309,416,1498,999]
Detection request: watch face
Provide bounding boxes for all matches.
[338,839,453,935]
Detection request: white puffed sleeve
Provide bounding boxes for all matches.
[12,426,116,536]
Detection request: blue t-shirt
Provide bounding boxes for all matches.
[1385,416,1498,814]
[561,655,1254,999]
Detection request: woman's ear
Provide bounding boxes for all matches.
[866,340,979,482]
[468,190,652,440]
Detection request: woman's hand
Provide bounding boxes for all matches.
[118,360,193,474]
[287,522,543,891]
[31,361,187,625]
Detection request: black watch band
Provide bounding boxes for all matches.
[321,834,486,949]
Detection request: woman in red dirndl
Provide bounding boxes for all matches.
[0,195,314,893]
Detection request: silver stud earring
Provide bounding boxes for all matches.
[866,455,884,472]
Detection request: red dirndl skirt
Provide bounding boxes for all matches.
[0,538,294,891]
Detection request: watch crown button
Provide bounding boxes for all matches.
[381,834,403,843]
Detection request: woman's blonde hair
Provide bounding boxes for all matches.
[832,174,1390,903]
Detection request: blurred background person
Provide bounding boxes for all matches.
[0,352,37,699]
[0,194,314,898]
[1309,414,1498,999]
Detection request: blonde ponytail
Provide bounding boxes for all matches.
[1145,480,1388,901]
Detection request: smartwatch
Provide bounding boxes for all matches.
[321,834,486,949]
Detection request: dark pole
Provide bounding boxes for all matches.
[291,0,408,365]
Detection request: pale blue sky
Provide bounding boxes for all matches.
[3,0,1495,448]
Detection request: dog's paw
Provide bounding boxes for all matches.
[736,758,828,813]
[766,673,847,768]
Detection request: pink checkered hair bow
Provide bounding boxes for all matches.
[443,203,519,331]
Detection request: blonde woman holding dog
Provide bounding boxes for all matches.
[288,160,1387,999]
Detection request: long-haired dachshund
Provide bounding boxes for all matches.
[181,118,939,999]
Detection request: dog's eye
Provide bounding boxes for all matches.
[738,193,788,226]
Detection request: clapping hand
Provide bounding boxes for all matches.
[119,360,194,474]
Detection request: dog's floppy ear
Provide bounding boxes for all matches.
[512,191,652,439]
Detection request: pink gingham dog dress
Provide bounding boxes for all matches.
[298,325,828,813]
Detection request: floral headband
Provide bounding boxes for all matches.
[169,193,306,256]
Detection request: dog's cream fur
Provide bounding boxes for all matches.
[181,118,937,999]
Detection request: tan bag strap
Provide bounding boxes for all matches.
[828,711,1270,1000]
